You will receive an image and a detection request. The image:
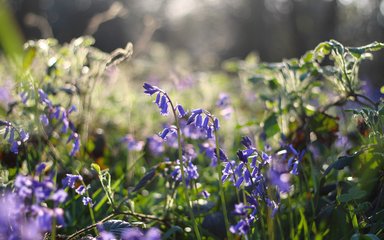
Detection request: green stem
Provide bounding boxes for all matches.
[80,178,98,236]
[51,215,56,240]
[167,95,201,240]
[214,130,232,240]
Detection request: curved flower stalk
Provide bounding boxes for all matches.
[143,82,201,240]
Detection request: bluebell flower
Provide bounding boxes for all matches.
[50,189,68,204]
[97,223,116,240]
[38,89,52,108]
[121,134,144,151]
[269,169,291,193]
[121,227,161,240]
[176,104,187,118]
[20,91,29,104]
[144,228,161,240]
[36,163,46,175]
[62,174,83,188]
[171,157,199,186]
[230,219,250,235]
[147,135,165,156]
[82,196,94,206]
[67,133,80,157]
[159,128,170,140]
[201,190,210,199]
[143,83,160,95]
[75,185,86,195]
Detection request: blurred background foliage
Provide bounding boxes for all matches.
[6,0,384,98]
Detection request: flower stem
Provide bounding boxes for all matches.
[168,95,201,240]
[214,130,232,240]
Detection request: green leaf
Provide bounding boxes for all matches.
[337,187,366,203]
[133,168,157,192]
[162,225,183,239]
[324,154,357,175]
[349,41,384,58]
[263,114,280,138]
[248,75,264,84]
[103,220,131,237]
[22,47,36,70]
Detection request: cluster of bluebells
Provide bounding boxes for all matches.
[170,156,199,186]
[0,120,29,154]
[222,136,305,236]
[62,173,94,206]
[186,108,219,139]
[0,163,67,239]
[37,89,80,157]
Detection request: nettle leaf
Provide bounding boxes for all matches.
[337,187,366,203]
[103,220,131,237]
[263,113,280,138]
[133,168,157,192]
[324,153,358,176]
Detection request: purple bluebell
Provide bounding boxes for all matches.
[97,223,116,240]
[38,89,52,108]
[269,169,291,193]
[20,91,29,104]
[62,174,83,188]
[159,95,168,115]
[171,157,199,186]
[147,135,165,156]
[121,227,161,240]
[82,196,94,206]
[36,163,46,175]
[214,118,220,131]
[122,228,144,240]
[143,83,160,95]
[201,190,210,199]
[68,133,80,157]
[50,189,68,204]
[159,128,170,140]
[75,185,86,195]
[121,134,145,151]
[20,129,29,142]
[40,114,49,126]
[176,104,187,118]
[230,219,250,235]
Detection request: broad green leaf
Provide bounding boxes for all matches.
[324,154,358,176]
[133,168,157,192]
[337,187,366,203]
[263,114,280,138]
